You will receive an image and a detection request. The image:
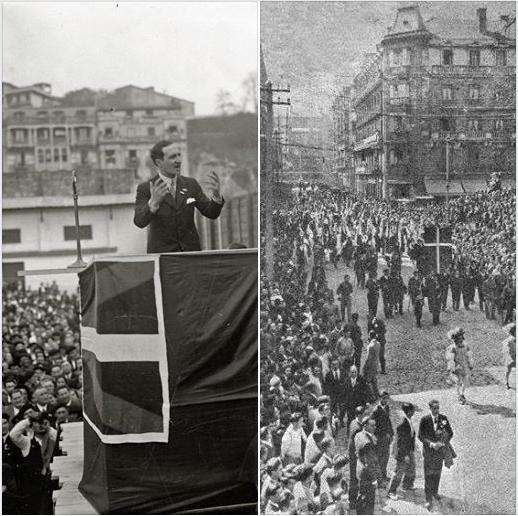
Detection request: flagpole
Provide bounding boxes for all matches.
[68,170,87,269]
[436,226,440,274]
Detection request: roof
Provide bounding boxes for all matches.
[96,85,193,110]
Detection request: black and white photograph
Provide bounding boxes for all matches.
[260,1,515,514]
[2,2,258,514]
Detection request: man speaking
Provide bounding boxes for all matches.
[134,140,224,253]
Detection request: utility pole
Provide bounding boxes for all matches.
[260,79,290,279]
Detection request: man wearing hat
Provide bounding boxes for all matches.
[388,402,416,500]
[372,391,394,484]
[445,327,473,404]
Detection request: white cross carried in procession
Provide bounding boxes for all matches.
[422,226,456,273]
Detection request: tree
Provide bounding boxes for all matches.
[241,71,257,113]
[215,90,238,116]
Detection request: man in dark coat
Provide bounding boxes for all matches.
[437,269,450,311]
[378,269,393,319]
[450,270,463,311]
[355,417,381,514]
[324,359,346,425]
[461,267,476,310]
[418,399,454,510]
[371,391,394,484]
[365,273,379,320]
[348,405,365,510]
[344,312,363,370]
[425,273,441,325]
[344,366,369,430]
[388,402,416,499]
[336,274,354,323]
[134,140,224,253]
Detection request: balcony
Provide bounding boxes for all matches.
[430,65,515,77]
[355,164,381,176]
[3,114,96,126]
[98,133,158,143]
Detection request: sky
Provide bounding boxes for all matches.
[3,1,257,115]
[261,1,515,115]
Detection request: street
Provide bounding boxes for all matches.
[323,257,515,514]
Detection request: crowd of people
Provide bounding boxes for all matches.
[260,182,515,514]
[3,281,82,514]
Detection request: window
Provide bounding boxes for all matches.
[389,149,398,165]
[3,229,21,244]
[13,111,25,120]
[494,119,504,131]
[54,148,60,162]
[80,150,88,164]
[37,128,49,141]
[440,118,453,132]
[469,49,480,66]
[78,128,89,141]
[468,119,479,131]
[495,49,507,66]
[76,110,87,119]
[147,126,156,136]
[53,110,66,121]
[145,109,154,116]
[61,148,68,163]
[37,149,44,163]
[45,149,52,162]
[442,49,453,65]
[104,127,113,137]
[36,110,48,117]
[105,150,116,165]
[168,125,179,135]
[13,129,26,142]
[442,87,453,100]
[128,149,137,163]
[125,110,133,117]
[397,83,409,98]
[471,87,480,99]
[64,225,92,241]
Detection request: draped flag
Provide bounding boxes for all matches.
[78,251,257,513]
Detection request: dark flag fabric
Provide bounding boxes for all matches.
[78,250,257,513]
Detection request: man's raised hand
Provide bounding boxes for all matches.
[149,179,169,213]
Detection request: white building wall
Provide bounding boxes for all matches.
[2,202,147,291]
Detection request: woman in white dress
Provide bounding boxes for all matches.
[445,327,474,404]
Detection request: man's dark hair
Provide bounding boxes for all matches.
[150,140,174,166]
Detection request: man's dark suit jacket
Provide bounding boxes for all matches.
[344,376,369,413]
[134,174,224,253]
[372,403,393,439]
[392,418,415,461]
[324,369,346,403]
[418,413,453,466]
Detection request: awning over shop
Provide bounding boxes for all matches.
[424,179,464,195]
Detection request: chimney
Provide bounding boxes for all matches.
[477,7,487,33]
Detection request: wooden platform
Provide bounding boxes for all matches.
[52,422,97,515]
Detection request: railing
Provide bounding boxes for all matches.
[430,65,515,77]
[98,134,158,143]
[3,115,96,126]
